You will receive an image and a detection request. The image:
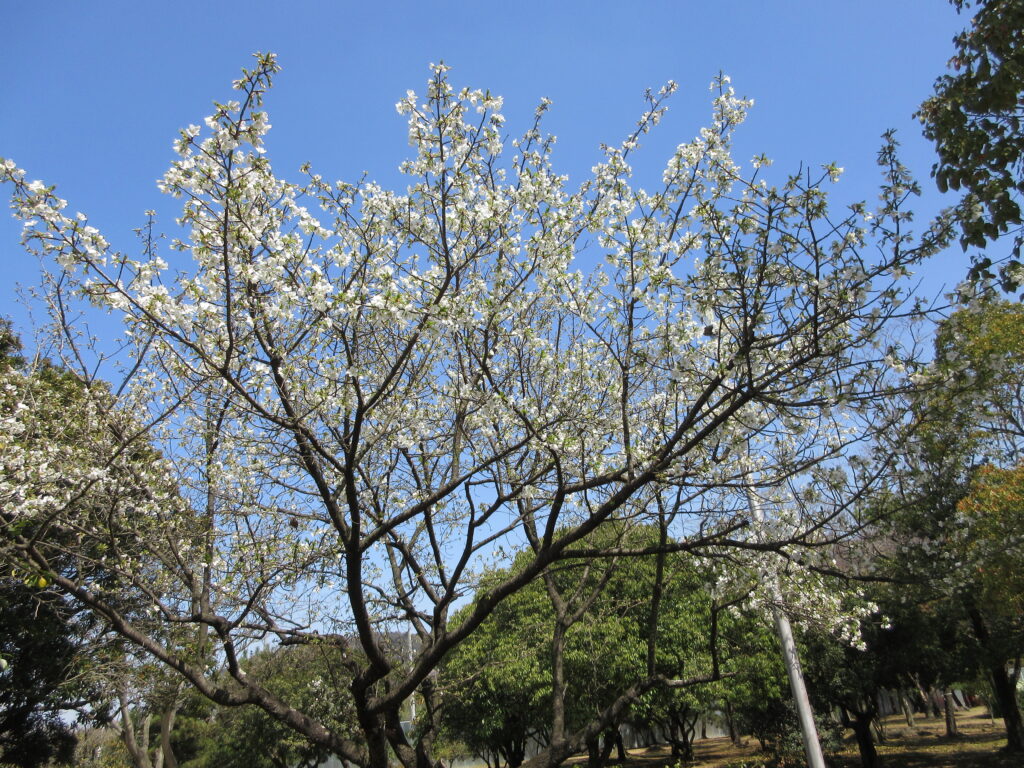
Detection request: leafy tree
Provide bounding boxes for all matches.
[0,53,950,768]
[0,324,202,768]
[185,644,360,768]
[625,549,761,764]
[954,463,1024,745]
[885,300,1024,752]
[931,300,1024,461]
[919,0,1024,293]
[0,325,109,767]
[798,588,975,768]
[0,580,82,768]
[438,573,551,768]
[957,464,1024,617]
[440,528,816,768]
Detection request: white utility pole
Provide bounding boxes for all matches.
[745,480,827,768]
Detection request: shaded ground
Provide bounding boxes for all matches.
[568,706,1016,768]
[831,707,1018,768]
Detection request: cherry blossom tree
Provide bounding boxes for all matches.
[0,53,951,768]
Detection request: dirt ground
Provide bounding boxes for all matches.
[587,706,1017,768]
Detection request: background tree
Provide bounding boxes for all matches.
[919,0,1024,293]
[881,299,1024,751]
[0,321,206,768]
[185,644,361,768]
[438,571,551,768]
[0,53,950,768]
[954,463,1024,744]
[0,580,85,768]
[0,325,114,767]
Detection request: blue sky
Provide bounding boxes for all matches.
[2,0,968,343]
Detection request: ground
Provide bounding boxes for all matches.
[563,707,1017,768]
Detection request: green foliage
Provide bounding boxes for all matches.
[881,299,1024,750]
[931,300,1024,460]
[439,525,784,766]
[0,583,81,767]
[738,696,842,768]
[438,572,550,767]
[72,728,133,768]
[0,326,112,768]
[439,540,672,766]
[182,643,359,768]
[957,463,1024,619]
[919,0,1024,292]
[0,325,202,767]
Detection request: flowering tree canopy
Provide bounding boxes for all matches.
[0,53,950,768]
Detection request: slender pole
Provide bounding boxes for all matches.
[407,628,417,722]
[745,482,827,768]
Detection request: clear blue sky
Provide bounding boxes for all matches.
[1,0,968,343]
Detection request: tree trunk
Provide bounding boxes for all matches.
[899,690,915,728]
[725,701,739,745]
[682,712,698,761]
[927,687,943,718]
[550,622,568,745]
[988,663,1024,751]
[966,605,1024,752]
[585,735,602,768]
[600,729,616,766]
[413,680,442,768]
[507,741,526,768]
[909,675,931,718]
[359,710,393,768]
[849,711,879,768]
[871,694,887,745]
[943,689,959,737]
[118,703,153,768]
[614,730,626,762]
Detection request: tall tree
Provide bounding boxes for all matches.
[188,643,361,768]
[439,529,767,768]
[955,463,1024,749]
[0,580,83,768]
[887,300,1024,752]
[0,325,110,767]
[1,54,950,768]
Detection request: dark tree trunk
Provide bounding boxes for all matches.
[600,729,616,766]
[967,605,1024,752]
[989,663,1024,751]
[841,707,879,768]
[506,741,526,768]
[852,713,879,768]
[680,713,697,761]
[614,730,626,762]
[899,689,915,728]
[725,701,739,745]
[586,735,602,768]
[356,707,392,768]
[943,689,959,737]
[909,675,931,718]
[664,712,696,763]
[927,687,943,718]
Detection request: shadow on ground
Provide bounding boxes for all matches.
[567,707,1016,768]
